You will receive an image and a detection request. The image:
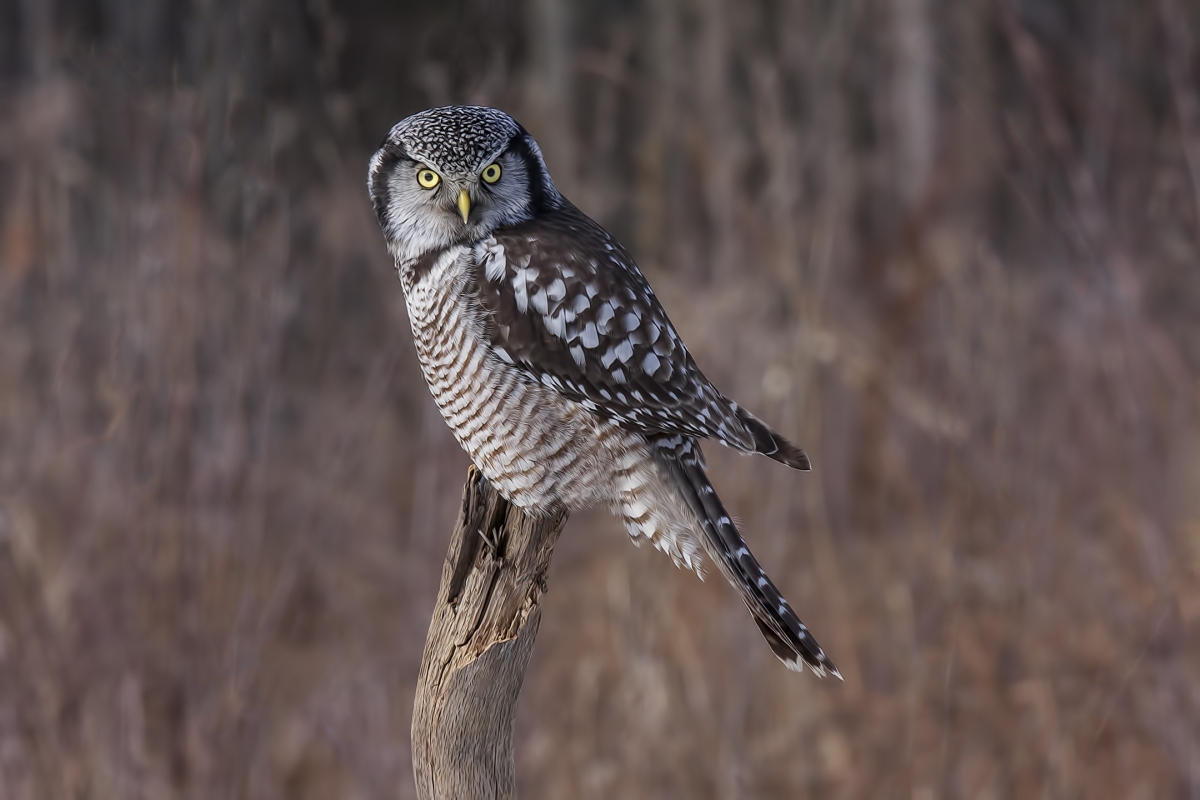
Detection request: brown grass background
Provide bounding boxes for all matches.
[1,0,1199,797]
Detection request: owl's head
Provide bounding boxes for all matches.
[368,106,561,262]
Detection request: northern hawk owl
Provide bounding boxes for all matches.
[368,105,839,679]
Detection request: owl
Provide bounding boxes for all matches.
[369,106,839,679]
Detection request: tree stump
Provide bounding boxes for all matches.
[411,466,568,800]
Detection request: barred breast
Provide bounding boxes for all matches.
[400,248,705,571]
[402,247,623,511]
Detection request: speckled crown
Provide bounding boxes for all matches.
[388,106,524,174]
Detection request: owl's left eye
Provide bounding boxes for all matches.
[481,163,502,184]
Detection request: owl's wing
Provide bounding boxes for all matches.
[471,203,808,468]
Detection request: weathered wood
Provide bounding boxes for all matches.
[412,466,568,800]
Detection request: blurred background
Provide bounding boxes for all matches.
[1,0,1198,797]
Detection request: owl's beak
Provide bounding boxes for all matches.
[456,188,471,223]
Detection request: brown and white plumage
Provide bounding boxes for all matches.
[368,105,839,678]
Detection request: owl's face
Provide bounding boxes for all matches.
[369,106,560,264]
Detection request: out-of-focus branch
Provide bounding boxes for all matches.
[892,0,936,204]
[411,467,568,800]
[1159,0,1200,243]
[524,0,574,188]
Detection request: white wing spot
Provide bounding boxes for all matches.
[482,240,507,282]
[512,272,528,313]
[580,321,599,349]
[614,339,634,363]
[642,352,660,375]
[596,302,615,332]
[544,310,566,338]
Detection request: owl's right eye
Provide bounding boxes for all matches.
[417,169,441,189]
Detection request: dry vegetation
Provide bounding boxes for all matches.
[1,0,1199,797]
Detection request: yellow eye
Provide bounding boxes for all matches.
[417,168,440,189]
[481,163,502,184]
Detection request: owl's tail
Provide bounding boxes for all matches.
[663,439,840,679]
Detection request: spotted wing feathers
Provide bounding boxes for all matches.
[472,202,807,468]
[737,409,812,470]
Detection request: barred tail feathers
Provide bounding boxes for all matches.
[663,440,839,678]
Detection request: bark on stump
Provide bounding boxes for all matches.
[411,467,568,800]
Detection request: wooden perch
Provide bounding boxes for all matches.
[411,466,569,800]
